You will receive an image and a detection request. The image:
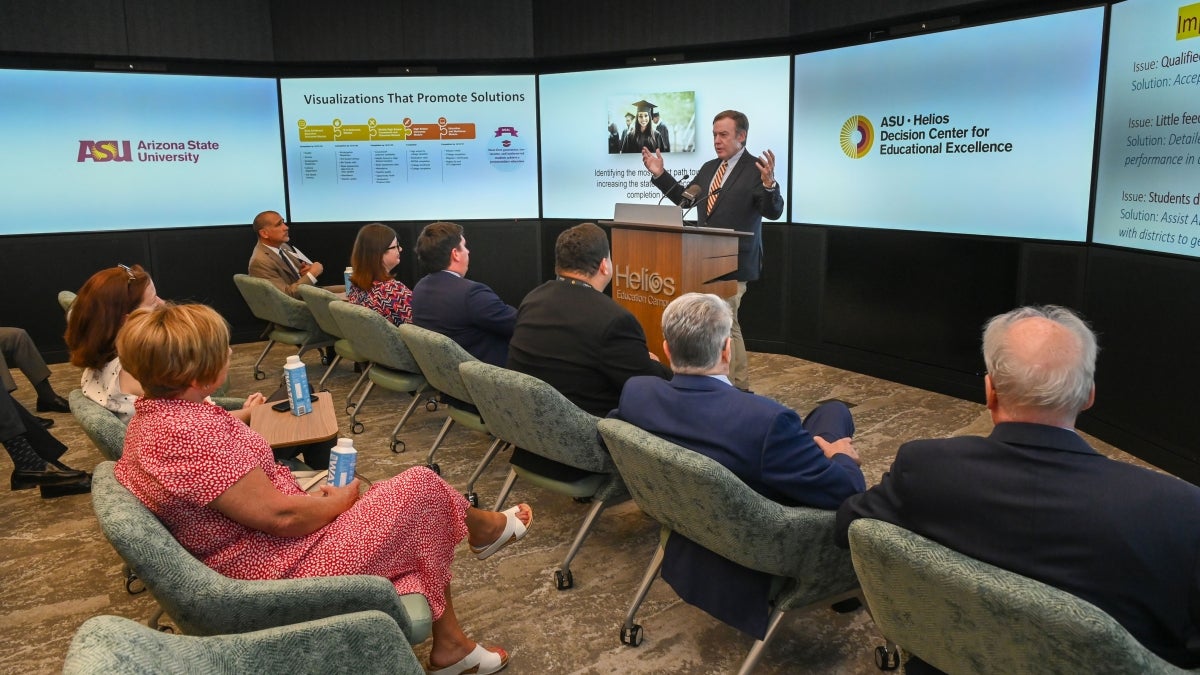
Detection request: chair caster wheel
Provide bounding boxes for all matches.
[427,463,441,475]
[390,440,405,453]
[124,572,145,595]
[554,569,574,590]
[254,370,266,381]
[466,492,478,507]
[345,405,356,415]
[620,623,643,646]
[351,422,365,434]
[157,625,175,633]
[572,496,592,504]
[425,399,438,412]
[875,645,900,671]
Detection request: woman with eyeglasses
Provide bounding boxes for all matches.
[346,223,413,327]
[115,303,530,675]
[65,264,264,424]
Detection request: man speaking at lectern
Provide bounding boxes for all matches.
[642,109,783,391]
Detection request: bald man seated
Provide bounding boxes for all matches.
[836,306,1200,672]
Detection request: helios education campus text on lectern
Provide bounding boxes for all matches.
[604,204,751,364]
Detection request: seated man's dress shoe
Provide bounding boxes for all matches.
[35,416,54,429]
[11,462,88,490]
[35,394,70,413]
[40,474,92,498]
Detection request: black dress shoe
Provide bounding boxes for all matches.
[35,416,54,429]
[11,463,89,491]
[40,474,91,498]
[35,394,70,413]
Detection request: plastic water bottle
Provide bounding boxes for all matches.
[344,266,353,290]
[283,354,312,416]
[327,438,357,487]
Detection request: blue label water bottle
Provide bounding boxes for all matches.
[283,354,312,416]
[328,438,357,487]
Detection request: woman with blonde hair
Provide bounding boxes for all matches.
[115,303,530,675]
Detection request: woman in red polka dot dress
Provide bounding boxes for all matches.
[114,303,531,675]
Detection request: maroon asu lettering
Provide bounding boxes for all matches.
[77,140,133,162]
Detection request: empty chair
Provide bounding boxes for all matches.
[327,301,429,449]
[459,360,627,590]
[63,610,423,675]
[597,418,860,675]
[232,274,332,381]
[296,284,369,402]
[848,518,1198,675]
[91,462,433,643]
[398,323,505,502]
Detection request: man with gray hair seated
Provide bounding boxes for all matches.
[836,306,1200,672]
[611,292,864,639]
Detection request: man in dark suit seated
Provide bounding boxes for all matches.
[611,292,864,638]
[412,221,517,368]
[507,222,671,479]
[836,305,1200,672]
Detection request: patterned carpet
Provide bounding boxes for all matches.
[0,343,1146,674]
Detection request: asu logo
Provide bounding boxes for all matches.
[77,140,133,162]
[840,116,874,159]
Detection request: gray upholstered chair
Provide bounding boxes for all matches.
[459,361,628,591]
[327,302,429,449]
[70,389,244,461]
[597,418,861,675]
[63,610,423,674]
[91,462,433,644]
[58,289,77,314]
[296,284,370,401]
[398,324,506,503]
[848,518,1198,675]
[70,389,128,461]
[232,274,333,381]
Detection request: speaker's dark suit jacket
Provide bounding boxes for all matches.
[412,271,516,367]
[613,374,864,637]
[836,422,1200,669]
[651,149,784,281]
[507,280,671,417]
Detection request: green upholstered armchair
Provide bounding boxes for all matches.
[232,274,332,381]
[63,610,423,674]
[69,389,243,461]
[58,289,77,314]
[327,301,429,450]
[848,518,1199,675]
[397,324,505,504]
[597,418,861,675]
[90,462,433,644]
[296,284,369,401]
[460,361,629,591]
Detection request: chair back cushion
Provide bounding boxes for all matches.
[598,418,855,591]
[398,324,476,404]
[847,518,1193,674]
[297,284,346,339]
[58,289,77,314]
[91,462,429,641]
[63,611,424,674]
[233,274,323,334]
[328,302,421,374]
[70,389,127,460]
[460,361,611,474]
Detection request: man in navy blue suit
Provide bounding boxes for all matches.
[612,292,864,638]
[412,221,517,367]
[837,306,1200,671]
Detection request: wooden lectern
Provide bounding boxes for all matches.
[605,204,750,364]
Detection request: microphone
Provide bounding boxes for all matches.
[680,184,721,210]
[657,174,690,206]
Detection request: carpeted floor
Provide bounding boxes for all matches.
[0,344,1151,674]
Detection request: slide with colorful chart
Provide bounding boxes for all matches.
[0,69,285,235]
[279,75,538,222]
[1093,0,1200,257]
[539,57,791,220]
[792,8,1104,241]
